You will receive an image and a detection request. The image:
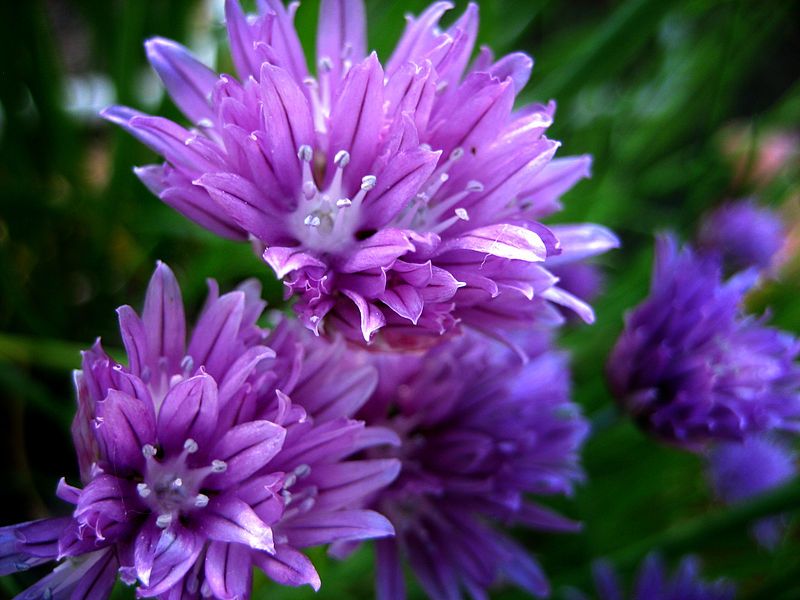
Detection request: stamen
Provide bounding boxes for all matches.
[361,175,377,190]
[211,460,228,473]
[318,56,333,73]
[142,444,157,458]
[283,473,297,489]
[303,181,317,199]
[432,208,471,234]
[455,208,470,221]
[194,494,209,508]
[196,118,214,129]
[297,144,313,163]
[304,214,322,228]
[180,355,194,373]
[334,150,350,168]
[336,198,352,208]
[137,483,151,498]
[156,513,173,529]
[183,439,199,454]
[170,478,183,490]
[293,464,311,478]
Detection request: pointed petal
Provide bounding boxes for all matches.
[95,389,157,473]
[140,526,203,597]
[145,37,217,124]
[207,420,286,488]
[380,284,424,324]
[312,459,401,511]
[251,544,320,591]
[547,224,620,266]
[157,373,219,453]
[203,496,275,553]
[264,246,326,279]
[187,291,245,379]
[317,0,366,88]
[342,291,386,343]
[282,509,394,547]
[439,224,547,262]
[339,229,415,273]
[142,261,186,374]
[116,305,148,378]
[204,541,253,600]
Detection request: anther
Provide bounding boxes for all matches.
[183,438,199,454]
[450,147,465,161]
[142,444,157,458]
[294,464,311,478]
[466,180,484,192]
[180,355,194,373]
[194,494,209,508]
[304,215,322,228]
[283,473,297,489]
[211,460,228,473]
[156,514,173,529]
[197,118,214,129]
[137,483,151,498]
[297,144,313,162]
[318,56,333,73]
[336,198,352,208]
[361,175,377,190]
[171,478,183,489]
[334,150,350,168]
[455,208,470,221]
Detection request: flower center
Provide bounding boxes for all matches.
[137,439,225,528]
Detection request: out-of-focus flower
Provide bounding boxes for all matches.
[0,263,398,599]
[565,554,735,600]
[707,435,797,549]
[720,122,799,190]
[103,0,617,348]
[607,235,800,448]
[344,331,588,599]
[697,199,786,272]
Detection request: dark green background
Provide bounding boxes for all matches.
[1,0,799,597]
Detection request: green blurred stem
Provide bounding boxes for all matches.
[610,478,800,567]
[0,332,84,371]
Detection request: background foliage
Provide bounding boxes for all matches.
[1,0,799,598]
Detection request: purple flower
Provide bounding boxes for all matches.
[698,199,786,272]
[565,554,735,600]
[607,235,800,448]
[0,262,399,599]
[102,0,617,348]
[707,435,797,549]
[344,331,588,599]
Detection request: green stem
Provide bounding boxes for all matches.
[0,332,84,371]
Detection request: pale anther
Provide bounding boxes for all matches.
[304,215,322,228]
[334,150,350,167]
[361,175,377,190]
[450,147,465,161]
[297,144,313,162]
[180,355,194,373]
[194,494,210,508]
[156,513,173,529]
[318,56,333,73]
[336,198,352,208]
[197,118,213,128]
[136,483,151,498]
[455,208,470,221]
[211,459,228,473]
[183,438,199,454]
[466,180,484,192]
[142,444,157,458]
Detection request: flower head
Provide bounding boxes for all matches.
[103,0,617,347]
[698,199,786,271]
[0,263,398,599]
[565,554,735,600]
[351,331,588,599]
[607,235,800,448]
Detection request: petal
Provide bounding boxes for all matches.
[95,389,157,474]
[134,517,162,586]
[327,53,385,194]
[311,459,401,511]
[520,155,592,217]
[218,345,275,407]
[541,286,595,324]
[379,284,424,324]
[203,496,275,553]
[386,2,454,75]
[157,373,219,453]
[375,538,405,600]
[225,0,262,78]
[187,291,245,379]
[342,291,386,343]
[116,305,147,378]
[258,0,309,83]
[145,37,218,124]
[546,224,620,266]
[384,60,436,132]
[316,0,366,92]
[142,261,186,374]
[263,246,326,279]
[140,526,203,597]
[282,509,394,547]
[484,51,533,93]
[438,224,547,262]
[338,229,415,273]
[251,544,320,591]
[68,547,119,600]
[207,420,286,489]
[204,541,253,600]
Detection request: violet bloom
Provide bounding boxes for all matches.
[0,263,398,599]
[698,199,785,271]
[565,554,735,600]
[607,235,800,448]
[707,436,797,549]
[102,0,617,348]
[348,331,588,599]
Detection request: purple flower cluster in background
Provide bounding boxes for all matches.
[608,199,799,551]
[104,0,617,348]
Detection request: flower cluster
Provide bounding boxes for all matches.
[354,331,588,598]
[0,263,399,599]
[608,234,800,447]
[104,0,617,347]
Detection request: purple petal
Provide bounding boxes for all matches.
[384,60,436,132]
[316,0,366,93]
[541,286,595,324]
[157,373,219,454]
[251,544,321,591]
[484,51,533,93]
[117,305,147,378]
[203,496,275,553]
[263,246,326,279]
[258,0,309,84]
[145,37,217,124]
[204,541,252,600]
[225,0,262,78]
[142,261,186,374]
[375,538,405,600]
[95,389,157,474]
[207,420,286,488]
[311,459,401,511]
[187,291,245,379]
[342,291,386,342]
[386,2,453,76]
[338,229,415,273]
[327,53,385,194]
[520,155,592,217]
[380,284,425,324]
[439,224,547,262]
[140,526,203,597]
[282,509,394,547]
[547,224,620,266]
[218,345,275,407]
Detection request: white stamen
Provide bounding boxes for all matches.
[294,464,311,478]
[455,208,470,221]
[197,118,214,128]
[136,483,151,498]
[334,150,350,168]
[318,56,333,73]
[450,147,465,161]
[171,478,183,489]
[142,444,157,458]
[283,473,297,489]
[180,355,194,373]
[281,489,292,505]
[194,494,209,508]
[183,439,199,454]
[211,460,228,473]
[466,180,484,192]
[304,214,322,228]
[156,513,173,529]
[297,144,313,162]
[361,175,377,190]
[336,198,352,208]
